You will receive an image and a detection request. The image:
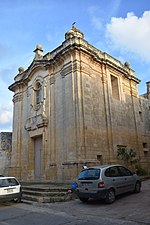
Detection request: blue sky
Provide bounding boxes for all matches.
[0,0,150,131]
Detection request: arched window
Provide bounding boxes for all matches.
[35,82,42,105]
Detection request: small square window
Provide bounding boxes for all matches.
[143,143,148,148]
[97,155,103,164]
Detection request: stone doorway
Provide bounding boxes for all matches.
[34,135,42,180]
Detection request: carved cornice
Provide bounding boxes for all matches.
[130,87,138,97]
[9,30,140,94]
[50,75,55,85]
[13,93,23,103]
[61,64,73,78]
[9,60,48,92]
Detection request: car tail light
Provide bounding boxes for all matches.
[98,181,105,188]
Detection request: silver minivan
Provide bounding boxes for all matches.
[76,165,141,203]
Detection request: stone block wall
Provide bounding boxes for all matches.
[0,132,12,175]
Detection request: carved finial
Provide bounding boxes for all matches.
[18,67,24,74]
[124,61,130,69]
[33,44,43,60]
[65,23,84,40]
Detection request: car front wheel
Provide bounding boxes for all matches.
[134,181,141,193]
[105,189,115,204]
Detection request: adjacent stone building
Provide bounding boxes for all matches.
[8,26,150,182]
[0,132,12,175]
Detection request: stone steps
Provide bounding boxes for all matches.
[21,183,76,204]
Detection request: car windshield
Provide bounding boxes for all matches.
[78,168,100,180]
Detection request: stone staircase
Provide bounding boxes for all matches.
[21,183,76,204]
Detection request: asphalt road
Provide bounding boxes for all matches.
[0,179,150,225]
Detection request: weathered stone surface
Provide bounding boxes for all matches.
[0,132,12,175]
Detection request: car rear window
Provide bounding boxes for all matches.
[0,178,19,187]
[0,179,9,187]
[78,168,100,180]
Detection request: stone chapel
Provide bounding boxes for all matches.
[9,26,150,182]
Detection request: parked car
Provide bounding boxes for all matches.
[75,164,141,204]
[0,176,22,203]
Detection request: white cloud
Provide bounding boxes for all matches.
[106,11,150,63]
[0,103,13,131]
[0,110,12,124]
[0,64,14,131]
[88,0,121,31]
[88,5,104,31]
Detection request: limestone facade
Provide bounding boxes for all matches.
[9,26,150,182]
[0,132,12,175]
